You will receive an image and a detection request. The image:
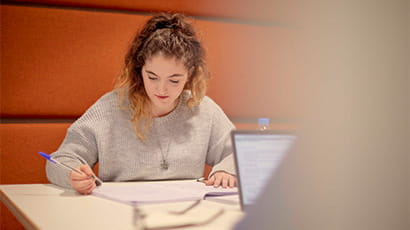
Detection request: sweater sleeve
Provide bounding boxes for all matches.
[205,102,237,177]
[46,113,100,189]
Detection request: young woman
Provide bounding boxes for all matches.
[46,13,237,194]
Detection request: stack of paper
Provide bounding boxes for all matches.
[92,181,238,204]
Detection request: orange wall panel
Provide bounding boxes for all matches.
[5,0,301,24]
[1,5,150,118]
[1,5,302,119]
[0,123,71,184]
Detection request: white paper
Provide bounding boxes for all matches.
[92,181,238,204]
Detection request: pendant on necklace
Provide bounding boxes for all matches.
[161,160,169,170]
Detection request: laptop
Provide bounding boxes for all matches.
[231,130,297,211]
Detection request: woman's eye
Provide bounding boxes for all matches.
[170,80,179,84]
[148,76,157,80]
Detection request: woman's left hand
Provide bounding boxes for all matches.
[206,171,237,188]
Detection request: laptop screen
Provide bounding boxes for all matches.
[231,130,297,210]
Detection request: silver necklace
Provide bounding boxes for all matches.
[154,124,171,170]
[159,140,170,170]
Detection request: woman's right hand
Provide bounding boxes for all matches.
[69,164,97,195]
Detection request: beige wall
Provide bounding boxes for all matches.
[238,0,409,229]
[294,0,409,229]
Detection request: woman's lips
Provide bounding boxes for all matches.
[156,95,169,99]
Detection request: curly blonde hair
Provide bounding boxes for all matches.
[115,13,209,139]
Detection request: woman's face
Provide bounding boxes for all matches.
[142,54,189,117]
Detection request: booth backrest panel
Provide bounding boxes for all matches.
[5,0,298,24]
[0,123,70,184]
[1,5,148,118]
[1,5,299,119]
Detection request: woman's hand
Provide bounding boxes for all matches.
[206,171,237,188]
[69,164,97,195]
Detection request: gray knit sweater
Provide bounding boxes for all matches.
[46,90,236,189]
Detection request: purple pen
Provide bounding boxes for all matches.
[38,151,103,185]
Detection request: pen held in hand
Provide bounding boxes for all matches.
[196,177,208,184]
[38,152,103,186]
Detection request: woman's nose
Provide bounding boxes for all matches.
[157,80,167,94]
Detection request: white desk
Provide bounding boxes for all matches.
[0,181,244,230]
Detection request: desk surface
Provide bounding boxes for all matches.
[0,181,244,230]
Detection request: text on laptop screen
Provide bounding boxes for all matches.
[234,133,296,206]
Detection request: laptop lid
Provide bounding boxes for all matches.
[231,130,297,211]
